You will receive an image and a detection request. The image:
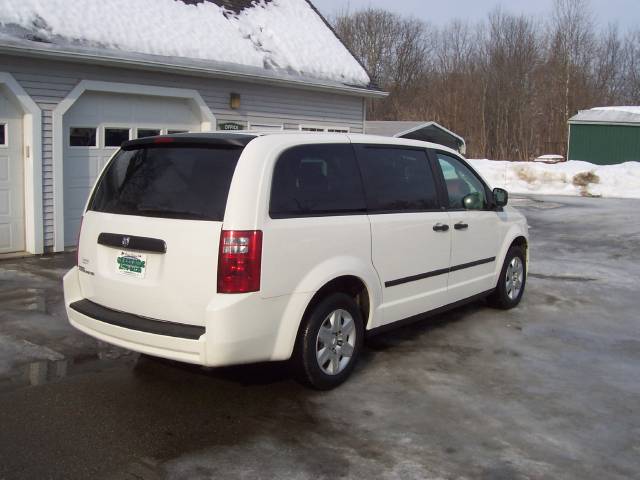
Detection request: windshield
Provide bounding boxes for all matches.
[89,146,241,221]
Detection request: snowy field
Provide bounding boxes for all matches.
[469,159,640,199]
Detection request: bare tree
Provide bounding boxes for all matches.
[332,0,638,160]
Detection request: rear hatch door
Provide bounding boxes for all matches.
[77,139,246,327]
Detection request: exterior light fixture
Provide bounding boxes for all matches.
[230,93,241,110]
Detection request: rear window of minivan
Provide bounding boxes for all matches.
[270,144,366,218]
[89,146,241,221]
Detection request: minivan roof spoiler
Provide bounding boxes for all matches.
[122,133,258,150]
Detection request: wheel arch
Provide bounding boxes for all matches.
[495,228,530,284]
[300,275,372,330]
[272,269,380,362]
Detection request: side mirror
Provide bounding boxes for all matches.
[493,188,508,208]
[462,192,484,210]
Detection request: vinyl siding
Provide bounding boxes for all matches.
[0,54,366,249]
[568,123,640,165]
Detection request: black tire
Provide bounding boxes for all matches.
[293,292,364,390]
[488,246,527,309]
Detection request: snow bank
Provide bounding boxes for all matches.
[469,159,640,199]
[0,0,370,86]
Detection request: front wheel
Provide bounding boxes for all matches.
[294,293,364,390]
[488,246,526,309]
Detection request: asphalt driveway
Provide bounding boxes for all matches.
[0,195,638,479]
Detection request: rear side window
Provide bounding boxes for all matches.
[89,146,241,221]
[270,144,366,218]
[357,147,438,212]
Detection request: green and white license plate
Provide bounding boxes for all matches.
[116,251,147,278]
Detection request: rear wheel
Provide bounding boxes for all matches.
[488,246,526,309]
[294,293,364,390]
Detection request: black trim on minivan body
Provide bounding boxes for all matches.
[70,299,205,340]
[366,289,494,337]
[385,256,496,288]
[98,233,167,254]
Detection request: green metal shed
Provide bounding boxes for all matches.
[568,107,640,165]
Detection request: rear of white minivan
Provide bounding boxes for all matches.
[63,134,277,366]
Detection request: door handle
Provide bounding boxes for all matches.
[433,223,449,232]
[454,222,469,230]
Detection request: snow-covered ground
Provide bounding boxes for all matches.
[0,0,370,86]
[469,159,640,199]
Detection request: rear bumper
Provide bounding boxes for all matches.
[63,267,310,367]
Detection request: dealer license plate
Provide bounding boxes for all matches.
[116,251,147,278]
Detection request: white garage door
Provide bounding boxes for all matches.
[63,91,202,246]
[0,88,25,254]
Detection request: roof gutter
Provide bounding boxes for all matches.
[0,42,388,99]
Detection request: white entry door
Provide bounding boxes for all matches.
[0,88,25,253]
[63,91,202,246]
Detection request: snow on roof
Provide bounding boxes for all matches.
[592,106,640,115]
[535,155,564,159]
[0,0,371,87]
[570,106,640,125]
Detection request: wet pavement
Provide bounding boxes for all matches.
[0,195,639,479]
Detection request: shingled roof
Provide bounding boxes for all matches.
[0,0,376,91]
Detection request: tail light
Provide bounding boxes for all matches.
[76,216,84,266]
[217,230,263,293]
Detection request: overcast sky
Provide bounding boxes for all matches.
[313,0,640,31]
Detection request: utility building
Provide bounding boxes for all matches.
[365,121,466,154]
[568,107,640,165]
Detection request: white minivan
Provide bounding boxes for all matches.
[64,132,528,389]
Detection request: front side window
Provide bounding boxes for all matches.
[270,144,366,218]
[437,153,488,210]
[357,147,438,212]
[90,146,241,221]
[0,124,6,145]
[69,127,97,147]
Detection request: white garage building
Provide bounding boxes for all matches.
[0,0,383,254]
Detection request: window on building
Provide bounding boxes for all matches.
[436,153,488,210]
[104,128,130,147]
[249,124,284,131]
[300,126,326,132]
[137,128,161,138]
[270,144,366,218]
[0,124,6,146]
[299,125,350,133]
[167,129,189,135]
[69,127,97,147]
[357,147,438,212]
